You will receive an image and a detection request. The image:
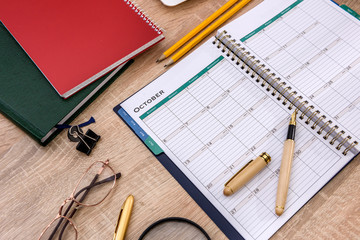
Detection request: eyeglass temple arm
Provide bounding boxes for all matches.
[49,173,121,240]
[73,173,121,199]
[47,173,99,240]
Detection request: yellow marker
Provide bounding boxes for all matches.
[275,111,297,216]
[157,0,241,62]
[224,152,271,196]
[164,0,252,67]
[113,195,134,240]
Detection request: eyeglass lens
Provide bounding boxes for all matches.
[39,216,77,240]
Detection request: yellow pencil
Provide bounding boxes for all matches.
[164,0,252,67]
[157,0,241,62]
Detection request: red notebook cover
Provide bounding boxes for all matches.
[0,0,164,98]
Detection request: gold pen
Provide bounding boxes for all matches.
[275,111,297,216]
[113,195,134,240]
[224,152,271,196]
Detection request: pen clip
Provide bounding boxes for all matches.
[225,160,253,186]
[113,205,124,236]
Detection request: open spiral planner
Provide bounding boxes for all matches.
[114,0,360,239]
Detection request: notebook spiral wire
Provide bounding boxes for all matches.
[213,30,358,155]
[124,0,163,34]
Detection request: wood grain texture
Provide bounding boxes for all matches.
[0,0,359,239]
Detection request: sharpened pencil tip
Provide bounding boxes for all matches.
[156,54,167,63]
[164,59,174,68]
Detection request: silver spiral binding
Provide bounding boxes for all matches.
[267,77,280,91]
[318,120,332,135]
[232,43,242,61]
[284,91,297,105]
[330,130,344,145]
[124,0,163,34]
[300,105,314,120]
[260,69,271,85]
[263,72,275,86]
[312,115,325,129]
[289,95,302,110]
[343,141,358,155]
[306,110,320,124]
[246,56,256,74]
[213,30,359,155]
[324,125,338,140]
[273,82,286,97]
[252,60,262,78]
[336,136,351,150]
[278,86,291,101]
[296,100,308,113]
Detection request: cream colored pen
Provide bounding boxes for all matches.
[275,111,297,216]
[113,195,134,240]
[224,152,271,196]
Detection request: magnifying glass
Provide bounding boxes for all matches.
[139,217,210,240]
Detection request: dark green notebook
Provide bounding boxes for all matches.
[0,23,133,145]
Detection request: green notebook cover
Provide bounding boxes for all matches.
[340,5,360,20]
[0,23,133,145]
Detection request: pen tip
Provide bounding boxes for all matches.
[290,110,297,125]
[292,110,297,117]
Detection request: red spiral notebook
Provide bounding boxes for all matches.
[0,0,164,98]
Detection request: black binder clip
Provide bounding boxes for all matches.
[67,125,100,155]
[56,117,100,155]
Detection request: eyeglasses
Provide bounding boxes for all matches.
[38,160,121,240]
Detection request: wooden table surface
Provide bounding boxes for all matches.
[1,0,359,239]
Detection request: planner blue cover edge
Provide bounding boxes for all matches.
[113,105,244,240]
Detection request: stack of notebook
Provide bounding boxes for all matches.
[0,0,164,145]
